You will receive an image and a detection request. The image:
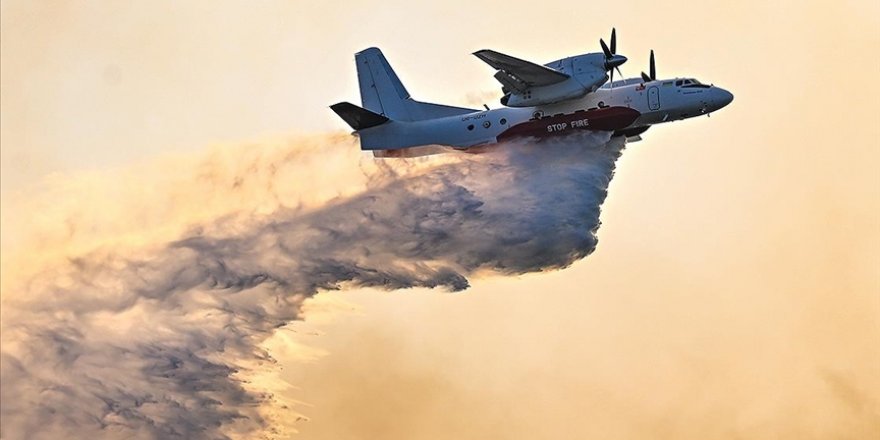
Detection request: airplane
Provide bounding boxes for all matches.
[331,29,733,157]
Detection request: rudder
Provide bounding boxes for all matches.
[354,47,477,122]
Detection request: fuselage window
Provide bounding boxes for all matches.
[483,121,491,128]
[500,118,507,125]
[467,124,474,131]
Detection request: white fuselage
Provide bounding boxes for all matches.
[359,77,733,152]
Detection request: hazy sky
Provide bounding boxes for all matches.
[1,1,879,439]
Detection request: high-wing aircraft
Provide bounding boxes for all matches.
[331,29,733,157]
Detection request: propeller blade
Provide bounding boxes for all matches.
[649,50,656,80]
[615,66,623,78]
[600,38,612,59]
[641,72,652,82]
[610,28,617,54]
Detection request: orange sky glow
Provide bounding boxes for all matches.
[1,1,878,439]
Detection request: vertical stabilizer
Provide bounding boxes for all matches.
[356,47,411,120]
[354,48,477,122]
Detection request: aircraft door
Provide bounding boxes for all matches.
[648,86,660,110]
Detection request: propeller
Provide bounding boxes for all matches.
[640,50,656,83]
[600,28,626,88]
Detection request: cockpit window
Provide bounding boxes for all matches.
[682,77,711,89]
[675,80,683,86]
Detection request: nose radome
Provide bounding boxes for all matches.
[717,88,734,108]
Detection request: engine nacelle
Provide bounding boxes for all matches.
[501,53,609,107]
[500,77,602,107]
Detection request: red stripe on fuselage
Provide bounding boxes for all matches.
[497,106,640,141]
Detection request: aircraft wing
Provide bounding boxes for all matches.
[473,49,570,93]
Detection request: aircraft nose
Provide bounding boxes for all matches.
[715,88,734,109]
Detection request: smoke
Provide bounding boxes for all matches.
[0,132,626,439]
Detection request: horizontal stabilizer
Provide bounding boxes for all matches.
[330,102,389,131]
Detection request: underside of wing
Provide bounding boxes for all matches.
[473,49,570,91]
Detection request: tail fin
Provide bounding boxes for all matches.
[356,48,410,119]
[355,47,477,121]
[330,102,389,130]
